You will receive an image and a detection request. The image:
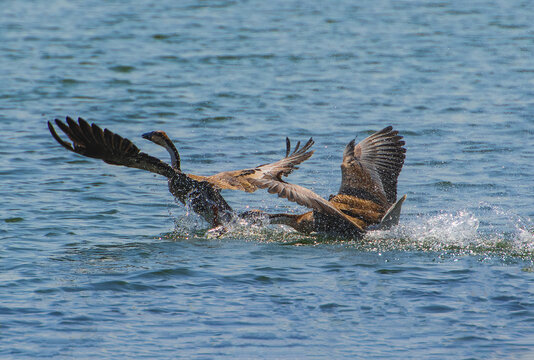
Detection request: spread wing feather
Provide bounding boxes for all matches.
[200,138,315,192]
[339,126,406,206]
[250,178,364,232]
[48,117,175,178]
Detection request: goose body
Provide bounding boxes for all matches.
[252,126,407,238]
[48,117,314,229]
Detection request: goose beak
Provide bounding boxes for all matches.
[142,131,154,140]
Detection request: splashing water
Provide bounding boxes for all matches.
[365,205,534,257]
[168,202,534,258]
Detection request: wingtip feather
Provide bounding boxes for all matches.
[48,120,75,152]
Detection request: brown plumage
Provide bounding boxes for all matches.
[251,126,407,238]
[141,130,314,193]
[48,116,314,229]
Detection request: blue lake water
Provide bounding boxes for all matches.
[1,0,533,358]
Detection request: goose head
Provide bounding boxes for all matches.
[142,130,181,171]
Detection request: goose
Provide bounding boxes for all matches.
[48,116,314,229]
[250,126,407,238]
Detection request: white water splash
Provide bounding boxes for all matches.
[168,198,534,256]
[366,205,533,256]
[381,210,481,247]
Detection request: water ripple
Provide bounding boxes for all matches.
[1,0,534,358]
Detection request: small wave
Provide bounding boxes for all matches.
[130,267,195,280]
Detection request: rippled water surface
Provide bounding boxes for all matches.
[1,0,533,358]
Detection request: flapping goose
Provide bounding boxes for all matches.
[140,130,314,193]
[48,116,314,229]
[250,126,407,238]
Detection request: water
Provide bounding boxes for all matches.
[1,0,533,358]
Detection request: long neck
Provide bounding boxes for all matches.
[163,137,181,171]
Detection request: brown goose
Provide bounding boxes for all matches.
[48,116,314,229]
[140,130,314,193]
[250,126,407,238]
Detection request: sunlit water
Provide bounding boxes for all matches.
[1,0,533,358]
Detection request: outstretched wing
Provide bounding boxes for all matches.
[250,177,364,232]
[191,138,315,192]
[339,126,406,207]
[48,117,175,178]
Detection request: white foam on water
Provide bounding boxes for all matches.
[371,210,481,247]
[169,198,533,257]
[366,204,533,256]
